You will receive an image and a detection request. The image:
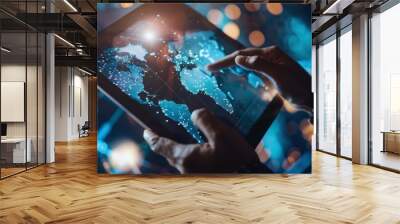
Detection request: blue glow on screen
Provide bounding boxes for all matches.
[97,3,312,174]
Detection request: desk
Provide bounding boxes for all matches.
[382,131,400,154]
[1,138,31,163]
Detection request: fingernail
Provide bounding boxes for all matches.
[143,129,157,142]
[191,108,206,123]
[235,55,247,65]
[191,110,200,122]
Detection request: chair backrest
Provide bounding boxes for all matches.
[82,121,90,129]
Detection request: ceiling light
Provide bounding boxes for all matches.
[1,47,11,53]
[322,0,351,15]
[63,0,78,12]
[54,34,75,48]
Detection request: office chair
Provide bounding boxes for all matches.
[79,121,90,138]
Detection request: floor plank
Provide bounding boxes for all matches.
[1,135,400,224]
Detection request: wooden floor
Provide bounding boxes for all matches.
[1,135,400,224]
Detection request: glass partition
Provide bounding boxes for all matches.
[0,1,46,179]
[1,30,28,177]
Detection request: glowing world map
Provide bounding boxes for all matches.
[98,31,234,142]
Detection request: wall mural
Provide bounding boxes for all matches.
[97,3,313,174]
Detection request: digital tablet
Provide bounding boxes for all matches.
[98,4,283,147]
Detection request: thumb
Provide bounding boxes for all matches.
[143,129,198,173]
[191,108,228,148]
[143,129,180,160]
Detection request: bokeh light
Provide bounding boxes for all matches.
[244,3,261,12]
[223,22,240,40]
[120,3,134,9]
[266,3,283,16]
[261,88,278,102]
[282,149,300,169]
[256,143,270,163]
[142,29,157,43]
[109,141,143,173]
[224,4,241,20]
[207,9,223,25]
[300,119,314,142]
[249,30,265,47]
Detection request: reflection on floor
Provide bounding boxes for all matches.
[0,163,42,178]
[0,167,25,177]
[0,135,400,223]
[373,150,400,171]
[340,148,352,158]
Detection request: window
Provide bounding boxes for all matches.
[316,26,353,159]
[370,3,400,171]
[317,36,337,154]
[339,28,352,158]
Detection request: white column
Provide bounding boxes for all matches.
[352,14,369,164]
[46,32,55,163]
[54,67,73,141]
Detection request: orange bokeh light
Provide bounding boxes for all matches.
[266,3,283,16]
[120,3,134,8]
[223,22,240,40]
[207,9,223,25]
[224,4,241,20]
[249,30,265,47]
[300,119,314,143]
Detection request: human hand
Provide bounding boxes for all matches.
[207,46,312,110]
[143,108,260,173]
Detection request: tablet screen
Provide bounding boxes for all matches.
[98,4,271,144]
